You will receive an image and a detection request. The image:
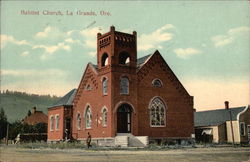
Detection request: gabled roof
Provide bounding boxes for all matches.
[23,111,48,125]
[49,89,77,108]
[137,54,152,68]
[194,106,246,127]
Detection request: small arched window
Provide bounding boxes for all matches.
[102,77,108,95]
[85,106,92,129]
[149,97,166,127]
[102,108,108,127]
[101,53,109,67]
[152,79,163,87]
[76,113,81,130]
[120,77,129,94]
[55,115,59,130]
[50,115,54,131]
[119,51,130,65]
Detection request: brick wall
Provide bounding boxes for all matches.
[137,52,194,138]
[47,106,64,141]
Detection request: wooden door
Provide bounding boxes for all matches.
[117,104,132,133]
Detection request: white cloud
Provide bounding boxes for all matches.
[211,35,233,47]
[80,27,103,49]
[85,40,96,48]
[1,69,66,77]
[173,48,201,58]
[80,27,100,37]
[1,34,30,48]
[88,51,96,57]
[64,38,80,44]
[138,24,174,51]
[35,26,52,38]
[35,26,63,39]
[33,43,71,54]
[211,26,250,47]
[32,43,71,60]
[21,51,29,57]
[228,26,250,35]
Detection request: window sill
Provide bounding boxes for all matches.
[120,93,129,95]
[150,125,166,128]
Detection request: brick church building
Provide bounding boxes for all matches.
[47,26,194,146]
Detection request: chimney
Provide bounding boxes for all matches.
[110,26,115,32]
[32,107,36,113]
[225,101,229,109]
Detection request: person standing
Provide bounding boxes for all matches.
[86,132,92,148]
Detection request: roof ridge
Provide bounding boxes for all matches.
[196,106,246,113]
[49,88,77,108]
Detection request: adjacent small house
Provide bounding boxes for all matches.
[194,104,250,144]
[23,107,48,125]
[47,89,76,141]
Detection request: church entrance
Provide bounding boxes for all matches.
[117,104,132,133]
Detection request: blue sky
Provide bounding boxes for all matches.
[1,1,249,110]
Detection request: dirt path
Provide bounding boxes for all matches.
[1,146,250,162]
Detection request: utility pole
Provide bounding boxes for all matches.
[6,123,9,145]
[225,101,235,147]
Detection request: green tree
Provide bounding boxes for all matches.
[8,120,23,140]
[0,108,8,139]
[34,123,47,133]
[27,110,31,116]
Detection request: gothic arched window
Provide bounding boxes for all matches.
[102,107,108,127]
[101,53,109,67]
[152,79,163,87]
[85,106,92,129]
[149,97,166,127]
[120,77,129,94]
[119,51,130,65]
[102,77,108,95]
[76,113,81,130]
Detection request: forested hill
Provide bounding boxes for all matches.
[0,90,61,122]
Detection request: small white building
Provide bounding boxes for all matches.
[194,105,250,144]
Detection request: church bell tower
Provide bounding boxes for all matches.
[97,26,137,70]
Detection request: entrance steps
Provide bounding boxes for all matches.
[115,133,149,147]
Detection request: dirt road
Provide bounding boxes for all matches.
[0,146,250,162]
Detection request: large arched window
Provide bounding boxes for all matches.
[76,113,81,130]
[120,77,129,94]
[102,107,108,127]
[101,53,109,67]
[50,115,54,131]
[102,77,108,95]
[149,97,166,127]
[152,78,163,87]
[119,51,130,65]
[55,115,60,130]
[85,106,92,129]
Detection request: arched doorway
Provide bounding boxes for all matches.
[117,104,132,133]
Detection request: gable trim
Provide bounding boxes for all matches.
[237,105,249,121]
